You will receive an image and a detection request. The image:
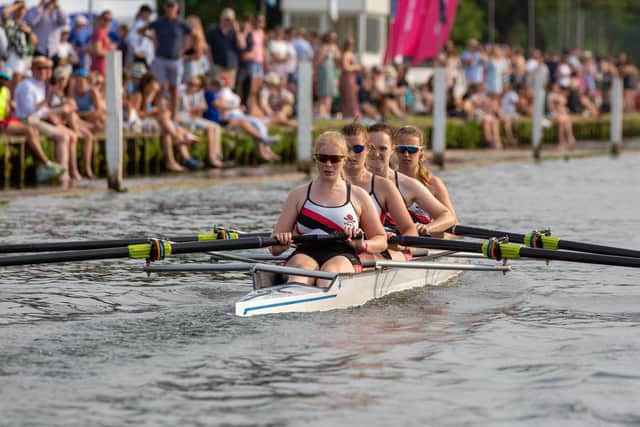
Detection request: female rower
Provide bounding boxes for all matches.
[271,131,388,286]
[394,125,458,223]
[340,122,417,239]
[366,123,456,236]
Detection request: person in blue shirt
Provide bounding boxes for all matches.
[68,14,90,69]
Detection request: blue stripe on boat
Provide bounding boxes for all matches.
[243,294,338,315]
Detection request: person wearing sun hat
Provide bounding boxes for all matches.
[14,55,77,184]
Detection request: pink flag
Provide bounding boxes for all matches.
[384,0,430,64]
[411,0,459,65]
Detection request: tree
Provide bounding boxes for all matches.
[450,0,486,48]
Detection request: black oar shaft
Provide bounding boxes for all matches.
[0,232,271,253]
[391,236,640,269]
[0,234,345,267]
[450,225,640,259]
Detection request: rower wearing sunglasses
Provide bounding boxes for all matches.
[340,122,418,245]
[394,125,458,224]
[271,131,388,286]
[366,123,456,236]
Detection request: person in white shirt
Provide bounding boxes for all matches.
[14,56,77,184]
[216,73,281,161]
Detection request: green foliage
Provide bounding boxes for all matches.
[450,0,486,47]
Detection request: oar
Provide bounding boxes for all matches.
[391,236,640,269]
[0,234,342,267]
[449,224,640,259]
[0,230,270,254]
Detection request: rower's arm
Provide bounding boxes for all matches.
[431,175,458,223]
[378,178,418,237]
[352,187,388,254]
[270,187,304,255]
[410,181,456,235]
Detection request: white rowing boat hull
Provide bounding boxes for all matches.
[235,250,464,317]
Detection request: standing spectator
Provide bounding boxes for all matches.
[267,26,290,83]
[140,0,192,121]
[53,26,77,75]
[618,52,638,113]
[2,1,37,90]
[206,8,244,88]
[248,14,266,115]
[14,56,74,184]
[235,15,253,106]
[183,16,208,82]
[89,10,112,77]
[291,27,313,64]
[283,28,297,83]
[69,15,90,69]
[460,39,484,86]
[126,4,154,67]
[25,0,68,57]
[338,38,360,119]
[314,32,339,118]
[485,45,508,99]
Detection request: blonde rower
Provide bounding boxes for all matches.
[394,125,458,223]
[271,131,387,286]
[366,123,456,236]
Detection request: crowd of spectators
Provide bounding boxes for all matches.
[0,0,638,185]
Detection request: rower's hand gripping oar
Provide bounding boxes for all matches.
[449,224,640,259]
[0,234,348,267]
[0,225,269,254]
[390,236,640,269]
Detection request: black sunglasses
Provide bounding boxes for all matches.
[395,145,420,154]
[347,144,366,154]
[315,154,345,164]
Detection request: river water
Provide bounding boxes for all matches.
[1,154,640,426]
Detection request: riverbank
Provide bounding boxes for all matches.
[1,139,638,200]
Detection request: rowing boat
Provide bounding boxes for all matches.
[235,250,469,317]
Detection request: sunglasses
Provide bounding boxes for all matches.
[347,144,366,154]
[395,145,421,154]
[315,154,345,164]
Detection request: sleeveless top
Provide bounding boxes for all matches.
[388,171,432,225]
[368,175,386,224]
[73,88,94,112]
[296,182,359,235]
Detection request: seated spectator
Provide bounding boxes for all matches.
[213,73,281,161]
[567,73,599,117]
[356,70,382,120]
[258,72,296,128]
[463,83,502,149]
[0,66,64,183]
[48,66,95,178]
[14,56,74,184]
[498,81,519,146]
[178,75,224,168]
[70,68,105,131]
[2,0,37,90]
[371,66,406,120]
[547,82,576,152]
[127,72,202,171]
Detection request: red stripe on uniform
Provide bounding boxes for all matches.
[300,207,345,232]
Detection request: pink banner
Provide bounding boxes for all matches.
[411,0,459,65]
[384,0,430,64]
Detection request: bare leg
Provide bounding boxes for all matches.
[161,132,183,171]
[206,125,223,167]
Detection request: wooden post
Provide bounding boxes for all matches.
[296,61,313,172]
[531,68,545,159]
[105,50,125,191]
[431,68,446,168]
[610,77,623,156]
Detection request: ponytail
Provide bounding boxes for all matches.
[394,125,432,185]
